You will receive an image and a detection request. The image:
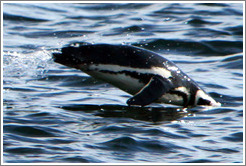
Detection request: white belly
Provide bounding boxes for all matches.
[158,93,184,106]
[86,71,145,95]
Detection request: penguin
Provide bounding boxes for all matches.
[52,44,221,107]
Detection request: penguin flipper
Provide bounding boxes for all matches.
[127,76,173,106]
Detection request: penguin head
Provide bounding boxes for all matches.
[195,90,221,107]
[53,46,88,70]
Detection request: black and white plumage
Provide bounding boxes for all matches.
[53,44,221,107]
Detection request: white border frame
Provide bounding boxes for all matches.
[1,1,245,165]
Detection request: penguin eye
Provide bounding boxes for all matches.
[197,98,211,106]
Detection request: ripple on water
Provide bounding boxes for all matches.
[194,146,240,154]
[4,125,60,137]
[3,2,243,164]
[222,132,243,142]
[3,13,49,22]
[5,147,46,155]
[86,136,189,153]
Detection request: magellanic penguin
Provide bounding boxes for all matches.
[53,44,221,107]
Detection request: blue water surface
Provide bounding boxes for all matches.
[2,2,244,163]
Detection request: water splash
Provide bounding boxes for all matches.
[3,49,53,80]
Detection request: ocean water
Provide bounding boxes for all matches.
[2,2,244,163]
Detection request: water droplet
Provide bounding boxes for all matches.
[164,17,171,21]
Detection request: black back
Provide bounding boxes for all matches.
[53,44,174,68]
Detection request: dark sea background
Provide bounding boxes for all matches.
[2,2,244,163]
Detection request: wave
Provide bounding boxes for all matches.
[3,13,49,22]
